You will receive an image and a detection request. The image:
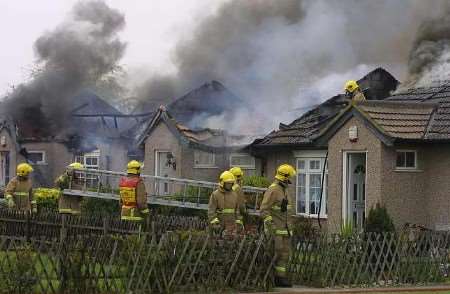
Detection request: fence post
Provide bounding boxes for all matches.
[26,210,31,242]
[60,214,67,241]
[103,217,108,235]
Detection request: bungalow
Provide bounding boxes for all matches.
[250,68,404,230]
[136,106,261,187]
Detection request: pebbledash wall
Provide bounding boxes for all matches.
[327,115,450,231]
[0,127,24,184]
[142,121,261,183]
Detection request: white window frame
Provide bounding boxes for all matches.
[28,150,46,165]
[75,150,100,187]
[194,150,216,168]
[395,149,417,170]
[229,153,256,169]
[296,157,328,218]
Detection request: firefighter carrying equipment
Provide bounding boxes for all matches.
[127,160,142,175]
[5,175,33,211]
[219,171,235,190]
[275,164,296,183]
[344,80,359,93]
[119,176,147,221]
[17,163,33,177]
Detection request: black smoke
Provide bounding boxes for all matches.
[3,0,126,137]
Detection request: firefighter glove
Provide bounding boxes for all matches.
[5,195,15,209]
[263,215,274,235]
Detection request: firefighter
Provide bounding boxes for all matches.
[260,164,296,287]
[55,162,85,215]
[119,160,149,222]
[229,166,246,215]
[344,80,366,102]
[208,171,243,233]
[5,163,35,212]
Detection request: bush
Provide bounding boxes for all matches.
[33,188,60,211]
[242,176,270,188]
[365,203,395,233]
[81,198,120,217]
[292,216,320,239]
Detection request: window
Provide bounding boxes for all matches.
[28,151,46,165]
[75,150,100,187]
[230,153,255,169]
[396,150,417,169]
[194,150,215,168]
[296,158,328,217]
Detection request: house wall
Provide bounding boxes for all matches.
[421,145,450,229]
[22,142,72,187]
[142,122,182,178]
[327,116,384,231]
[95,140,129,172]
[0,128,24,186]
[380,144,427,228]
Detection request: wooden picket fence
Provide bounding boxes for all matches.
[290,231,450,287]
[0,209,207,240]
[0,232,274,293]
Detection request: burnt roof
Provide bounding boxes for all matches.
[252,67,399,148]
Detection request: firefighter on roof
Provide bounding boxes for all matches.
[119,160,149,221]
[55,162,85,215]
[260,164,296,287]
[5,163,35,212]
[345,80,366,102]
[208,171,243,234]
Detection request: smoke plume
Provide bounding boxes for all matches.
[405,3,450,86]
[3,1,126,137]
[136,0,444,132]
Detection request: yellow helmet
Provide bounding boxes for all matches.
[219,171,236,188]
[275,164,296,182]
[17,163,33,177]
[229,167,244,179]
[68,162,84,170]
[344,80,359,93]
[127,160,142,175]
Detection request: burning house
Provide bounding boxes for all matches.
[0,89,142,188]
[136,81,261,183]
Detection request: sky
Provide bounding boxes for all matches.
[0,0,225,95]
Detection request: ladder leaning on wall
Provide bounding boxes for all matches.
[63,168,266,215]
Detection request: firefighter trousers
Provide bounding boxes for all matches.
[274,233,291,278]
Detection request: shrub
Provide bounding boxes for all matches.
[365,203,395,233]
[292,216,320,239]
[33,188,60,211]
[81,198,120,217]
[242,176,270,188]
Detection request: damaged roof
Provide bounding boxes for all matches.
[252,67,399,148]
[137,107,254,152]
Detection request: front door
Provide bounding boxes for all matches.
[346,153,366,230]
[0,152,9,187]
[155,151,176,196]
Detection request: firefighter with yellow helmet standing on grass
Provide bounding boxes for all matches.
[55,162,85,214]
[119,160,149,222]
[344,80,366,102]
[208,171,243,234]
[260,164,296,287]
[5,163,35,212]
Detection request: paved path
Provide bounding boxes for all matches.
[261,285,450,293]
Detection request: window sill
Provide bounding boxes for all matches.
[394,168,423,173]
[193,166,218,169]
[295,213,328,220]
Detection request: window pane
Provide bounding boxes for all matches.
[28,152,44,164]
[310,174,321,187]
[297,174,306,213]
[396,152,405,167]
[405,152,415,167]
[310,160,320,170]
[195,150,214,166]
[298,160,305,170]
[230,154,255,167]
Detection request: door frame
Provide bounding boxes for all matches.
[154,150,171,177]
[342,151,368,224]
